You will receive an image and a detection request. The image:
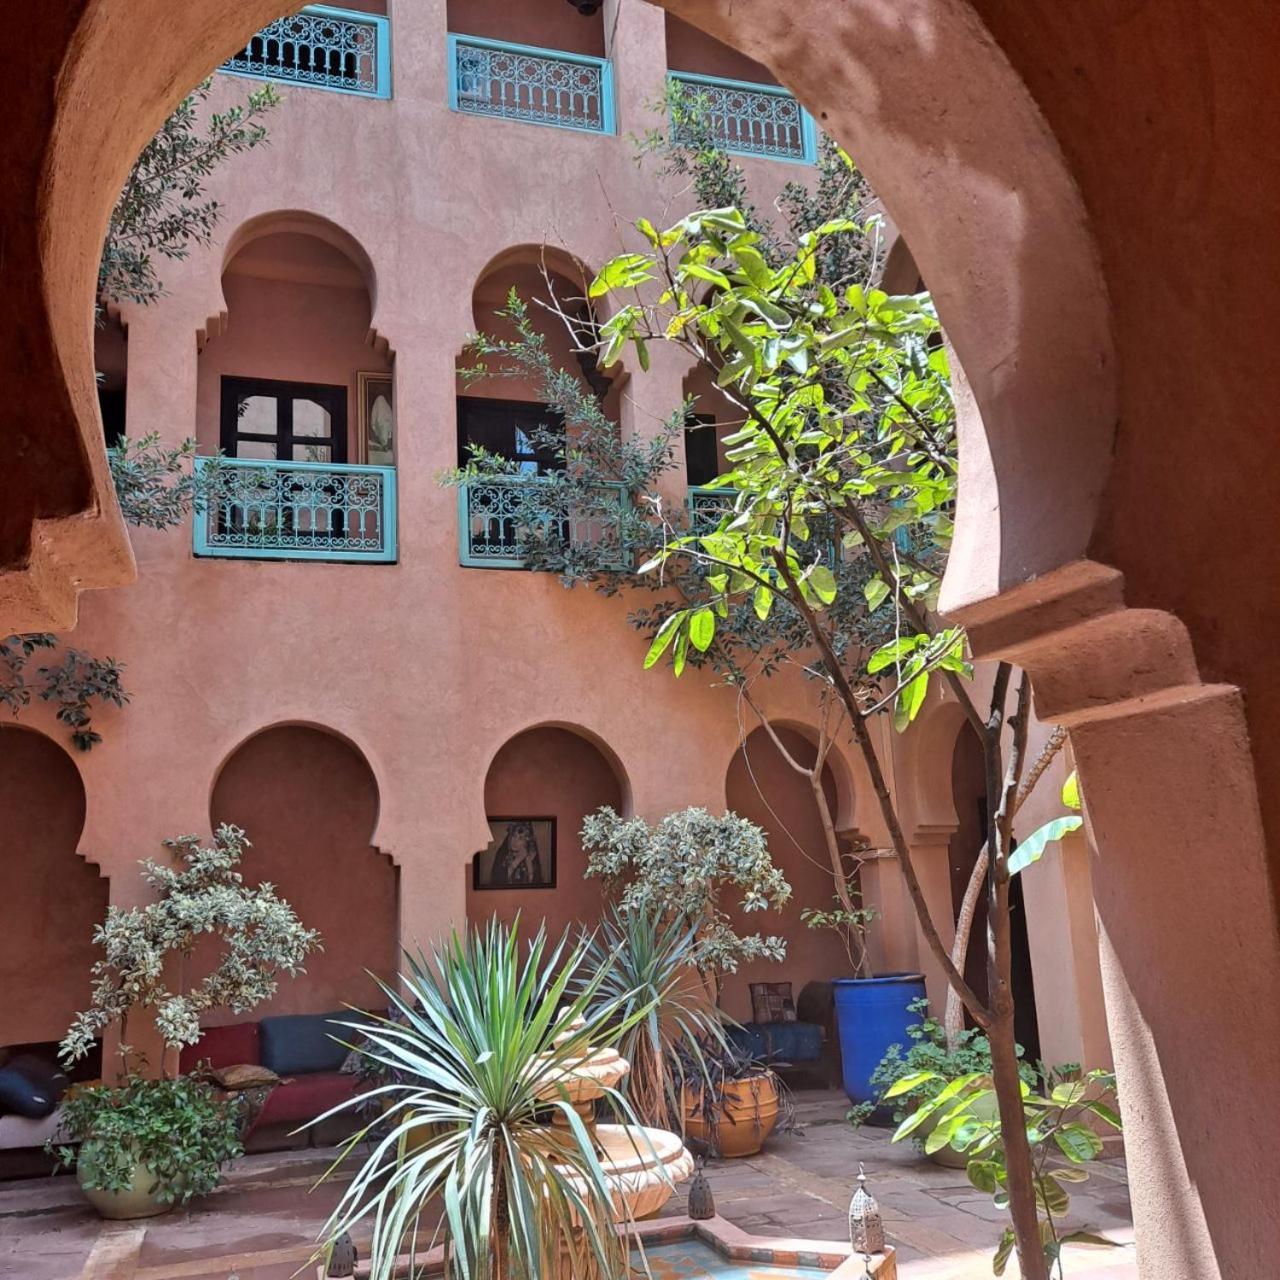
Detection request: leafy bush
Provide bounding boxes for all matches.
[53,1075,242,1204]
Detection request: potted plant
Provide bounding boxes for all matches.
[582,807,792,1158]
[50,824,320,1218]
[313,921,656,1280]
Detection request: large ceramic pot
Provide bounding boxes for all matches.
[682,1072,779,1158]
[832,973,927,1114]
[76,1144,174,1220]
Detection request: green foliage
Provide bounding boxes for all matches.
[1011,771,1083,876]
[885,1067,1122,1277]
[800,893,878,979]
[578,907,727,1130]
[581,806,791,993]
[99,79,280,310]
[109,433,224,531]
[51,1075,242,1205]
[60,824,321,1068]
[847,1000,1033,1128]
[315,920,655,1280]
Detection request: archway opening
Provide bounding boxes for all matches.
[949,721,1040,1062]
[199,218,393,467]
[467,726,625,943]
[723,724,851,1027]
[0,728,106,1074]
[207,724,397,1019]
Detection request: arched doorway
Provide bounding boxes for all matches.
[467,725,625,942]
[209,724,396,1017]
[0,728,106,1055]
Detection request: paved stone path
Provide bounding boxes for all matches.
[0,1090,1134,1279]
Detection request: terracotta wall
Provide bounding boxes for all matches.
[204,725,397,1020]
[663,13,774,84]
[198,231,390,460]
[446,0,605,56]
[0,728,106,1048]
[466,726,619,942]
[722,726,850,1025]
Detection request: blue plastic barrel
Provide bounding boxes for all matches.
[832,973,927,1108]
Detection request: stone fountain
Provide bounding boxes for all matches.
[534,1018,695,1223]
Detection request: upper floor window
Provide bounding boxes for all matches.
[457,397,563,473]
[223,5,392,100]
[221,376,348,463]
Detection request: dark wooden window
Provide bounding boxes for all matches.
[456,397,564,472]
[684,413,720,486]
[220,376,348,463]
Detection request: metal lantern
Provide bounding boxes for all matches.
[326,1232,358,1278]
[687,1161,716,1220]
[848,1165,885,1255]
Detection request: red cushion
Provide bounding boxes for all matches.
[252,1071,357,1131]
[179,1022,261,1074]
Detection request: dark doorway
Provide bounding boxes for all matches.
[948,723,1041,1063]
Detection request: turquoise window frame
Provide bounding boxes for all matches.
[221,4,393,101]
[667,70,817,165]
[447,33,616,136]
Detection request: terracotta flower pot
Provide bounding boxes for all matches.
[682,1072,779,1158]
[76,1144,174,1220]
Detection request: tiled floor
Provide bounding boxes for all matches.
[0,1091,1135,1280]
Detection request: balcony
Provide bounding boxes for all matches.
[193,458,397,563]
[448,35,614,135]
[458,476,627,569]
[668,72,816,163]
[222,5,392,99]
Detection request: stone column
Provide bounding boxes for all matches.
[604,0,670,140]
[962,559,1280,1280]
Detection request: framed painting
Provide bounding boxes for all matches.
[473,817,556,891]
[357,371,395,465]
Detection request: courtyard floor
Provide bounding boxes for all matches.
[0,1091,1134,1280]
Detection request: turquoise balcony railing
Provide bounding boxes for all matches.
[223,5,392,99]
[458,476,627,569]
[668,71,816,163]
[448,35,614,135]
[193,458,397,563]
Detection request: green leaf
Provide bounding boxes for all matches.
[588,253,654,297]
[966,1160,1002,1194]
[883,1070,942,1099]
[672,628,689,678]
[807,564,837,604]
[867,634,925,673]
[992,1229,1016,1276]
[1035,1173,1071,1216]
[643,612,684,670]
[1062,769,1080,810]
[689,608,715,653]
[1008,815,1083,874]
[1053,1123,1103,1162]
[753,586,773,621]
[863,578,890,611]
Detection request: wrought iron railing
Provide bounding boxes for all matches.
[448,35,614,134]
[668,71,816,163]
[223,5,392,99]
[458,476,627,569]
[193,458,397,563]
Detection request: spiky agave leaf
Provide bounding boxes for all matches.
[311,918,661,1280]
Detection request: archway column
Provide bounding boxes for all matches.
[958,558,1280,1280]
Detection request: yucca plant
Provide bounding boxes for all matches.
[581,908,728,1133]
[314,920,658,1280]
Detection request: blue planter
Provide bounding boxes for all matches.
[833,973,927,1108]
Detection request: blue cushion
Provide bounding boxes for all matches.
[730,1021,823,1064]
[0,1057,66,1119]
[259,1012,369,1076]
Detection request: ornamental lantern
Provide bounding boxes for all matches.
[848,1165,885,1255]
[326,1232,358,1278]
[687,1160,716,1220]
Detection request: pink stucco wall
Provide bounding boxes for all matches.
[663,14,774,84]
[0,728,106,1048]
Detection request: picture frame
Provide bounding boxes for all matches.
[357,371,395,465]
[472,817,557,891]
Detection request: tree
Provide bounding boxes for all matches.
[576,204,1083,1280]
[2,81,278,748]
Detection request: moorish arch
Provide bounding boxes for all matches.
[206,723,397,1019]
[0,727,107,1054]
[466,723,628,943]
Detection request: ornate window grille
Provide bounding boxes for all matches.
[223,5,391,99]
[193,458,397,563]
[448,35,614,135]
[668,72,816,163]
[458,476,628,569]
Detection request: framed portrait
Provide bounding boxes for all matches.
[473,817,556,891]
[357,371,395,465]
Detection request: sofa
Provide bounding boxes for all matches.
[0,1042,95,1156]
[179,1011,372,1140]
[728,981,842,1088]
